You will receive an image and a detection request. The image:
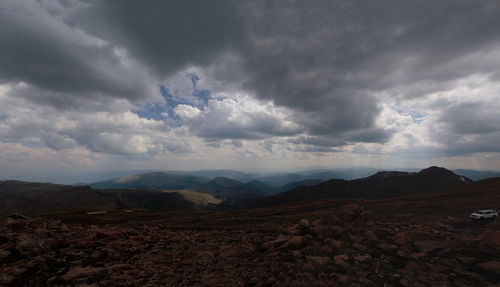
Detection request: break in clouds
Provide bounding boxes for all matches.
[1,0,500,173]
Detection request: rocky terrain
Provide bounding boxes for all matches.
[2,176,500,286]
[1,176,500,286]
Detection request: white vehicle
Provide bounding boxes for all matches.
[469,209,498,219]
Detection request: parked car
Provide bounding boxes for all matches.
[469,209,498,219]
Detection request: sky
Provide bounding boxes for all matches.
[1,0,500,180]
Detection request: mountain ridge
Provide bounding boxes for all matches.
[256,166,473,207]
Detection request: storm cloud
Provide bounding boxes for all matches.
[1,0,500,173]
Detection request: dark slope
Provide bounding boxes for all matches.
[90,173,267,205]
[246,179,324,196]
[0,180,198,216]
[166,169,256,182]
[194,177,265,203]
[101,189,195,211]
[254,169,379,186]
[0,181,118,216]
[257,166,473,206]
[89,172,210,190]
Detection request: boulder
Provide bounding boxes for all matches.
[481,230,500,247]
[305,256,332,265]
[279,236,305,251]
[62,266,107,281]
[337,203,362,221]
[478,261,500,275]
[413,240,440,253]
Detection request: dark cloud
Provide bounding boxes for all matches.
[444,132,500,156]
[1,0,500,157]
[440,101,500,135]
[73,0,243,77]
[0,0,153,107]
[226,0,500,141]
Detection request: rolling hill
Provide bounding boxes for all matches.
[89,173,268,205]
[0,181,118,216]
[194,177,265,204]
[89,172,210,190]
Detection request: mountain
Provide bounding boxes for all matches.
[194,177,265,204]
[256,166,473,206]
[0,180,203,216]
[165,169,257,182]
[0,181,118,216]
[253,169,380,187]
[89,173,267,206]
[89,172,210,190]
[245,180,277,195]
[276,179,324,193]
[453,169,500,181]
[100,189,195,211]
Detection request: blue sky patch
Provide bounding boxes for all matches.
[409,110,427,123]
[391,105,427,123]
[132,73,212,122]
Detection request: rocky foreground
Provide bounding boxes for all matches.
[1,203,500,287]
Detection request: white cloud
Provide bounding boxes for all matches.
[175,94,303,140]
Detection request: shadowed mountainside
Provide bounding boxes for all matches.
[0,181,118,216]
[194,177,265,205]
[89,172,210,190]
[257,166,473,207]
[0,181,198,216]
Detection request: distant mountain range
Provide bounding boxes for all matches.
[88,172,346,204]
[90,172,210,190]
[256,166,473,207]
[2,166,495,216]
[4,167,499,185]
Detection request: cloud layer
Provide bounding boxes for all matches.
[1,0,500,176]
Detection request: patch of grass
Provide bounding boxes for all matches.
[162,189,222,205]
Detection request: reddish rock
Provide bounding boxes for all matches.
[279,236,305,250]
[352,253,371,263]
[0,250,10,262]
[62,266,107,281]
[334,254,349,268]
[330,226,345,237]
[95,229,123,239]
[305,256,332,265]
[0,273,14,286]
[299,218,311,229]
[364,230,377,241]
[410,252,427,260]
[481,230,500,247]
[219,245,254,258]
[413,240,440,253]
[16,238,44,257]
[478,261,500,275]
[337,203,362,221]
[273,234,290,246]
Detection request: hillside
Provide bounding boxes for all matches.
[90,173,269,206]
[194,177,265,204]
[0,181,202,216]
[246,179,323,196]
[0,181,118,216]
[89,172,210,190]
[257,166,473,206]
